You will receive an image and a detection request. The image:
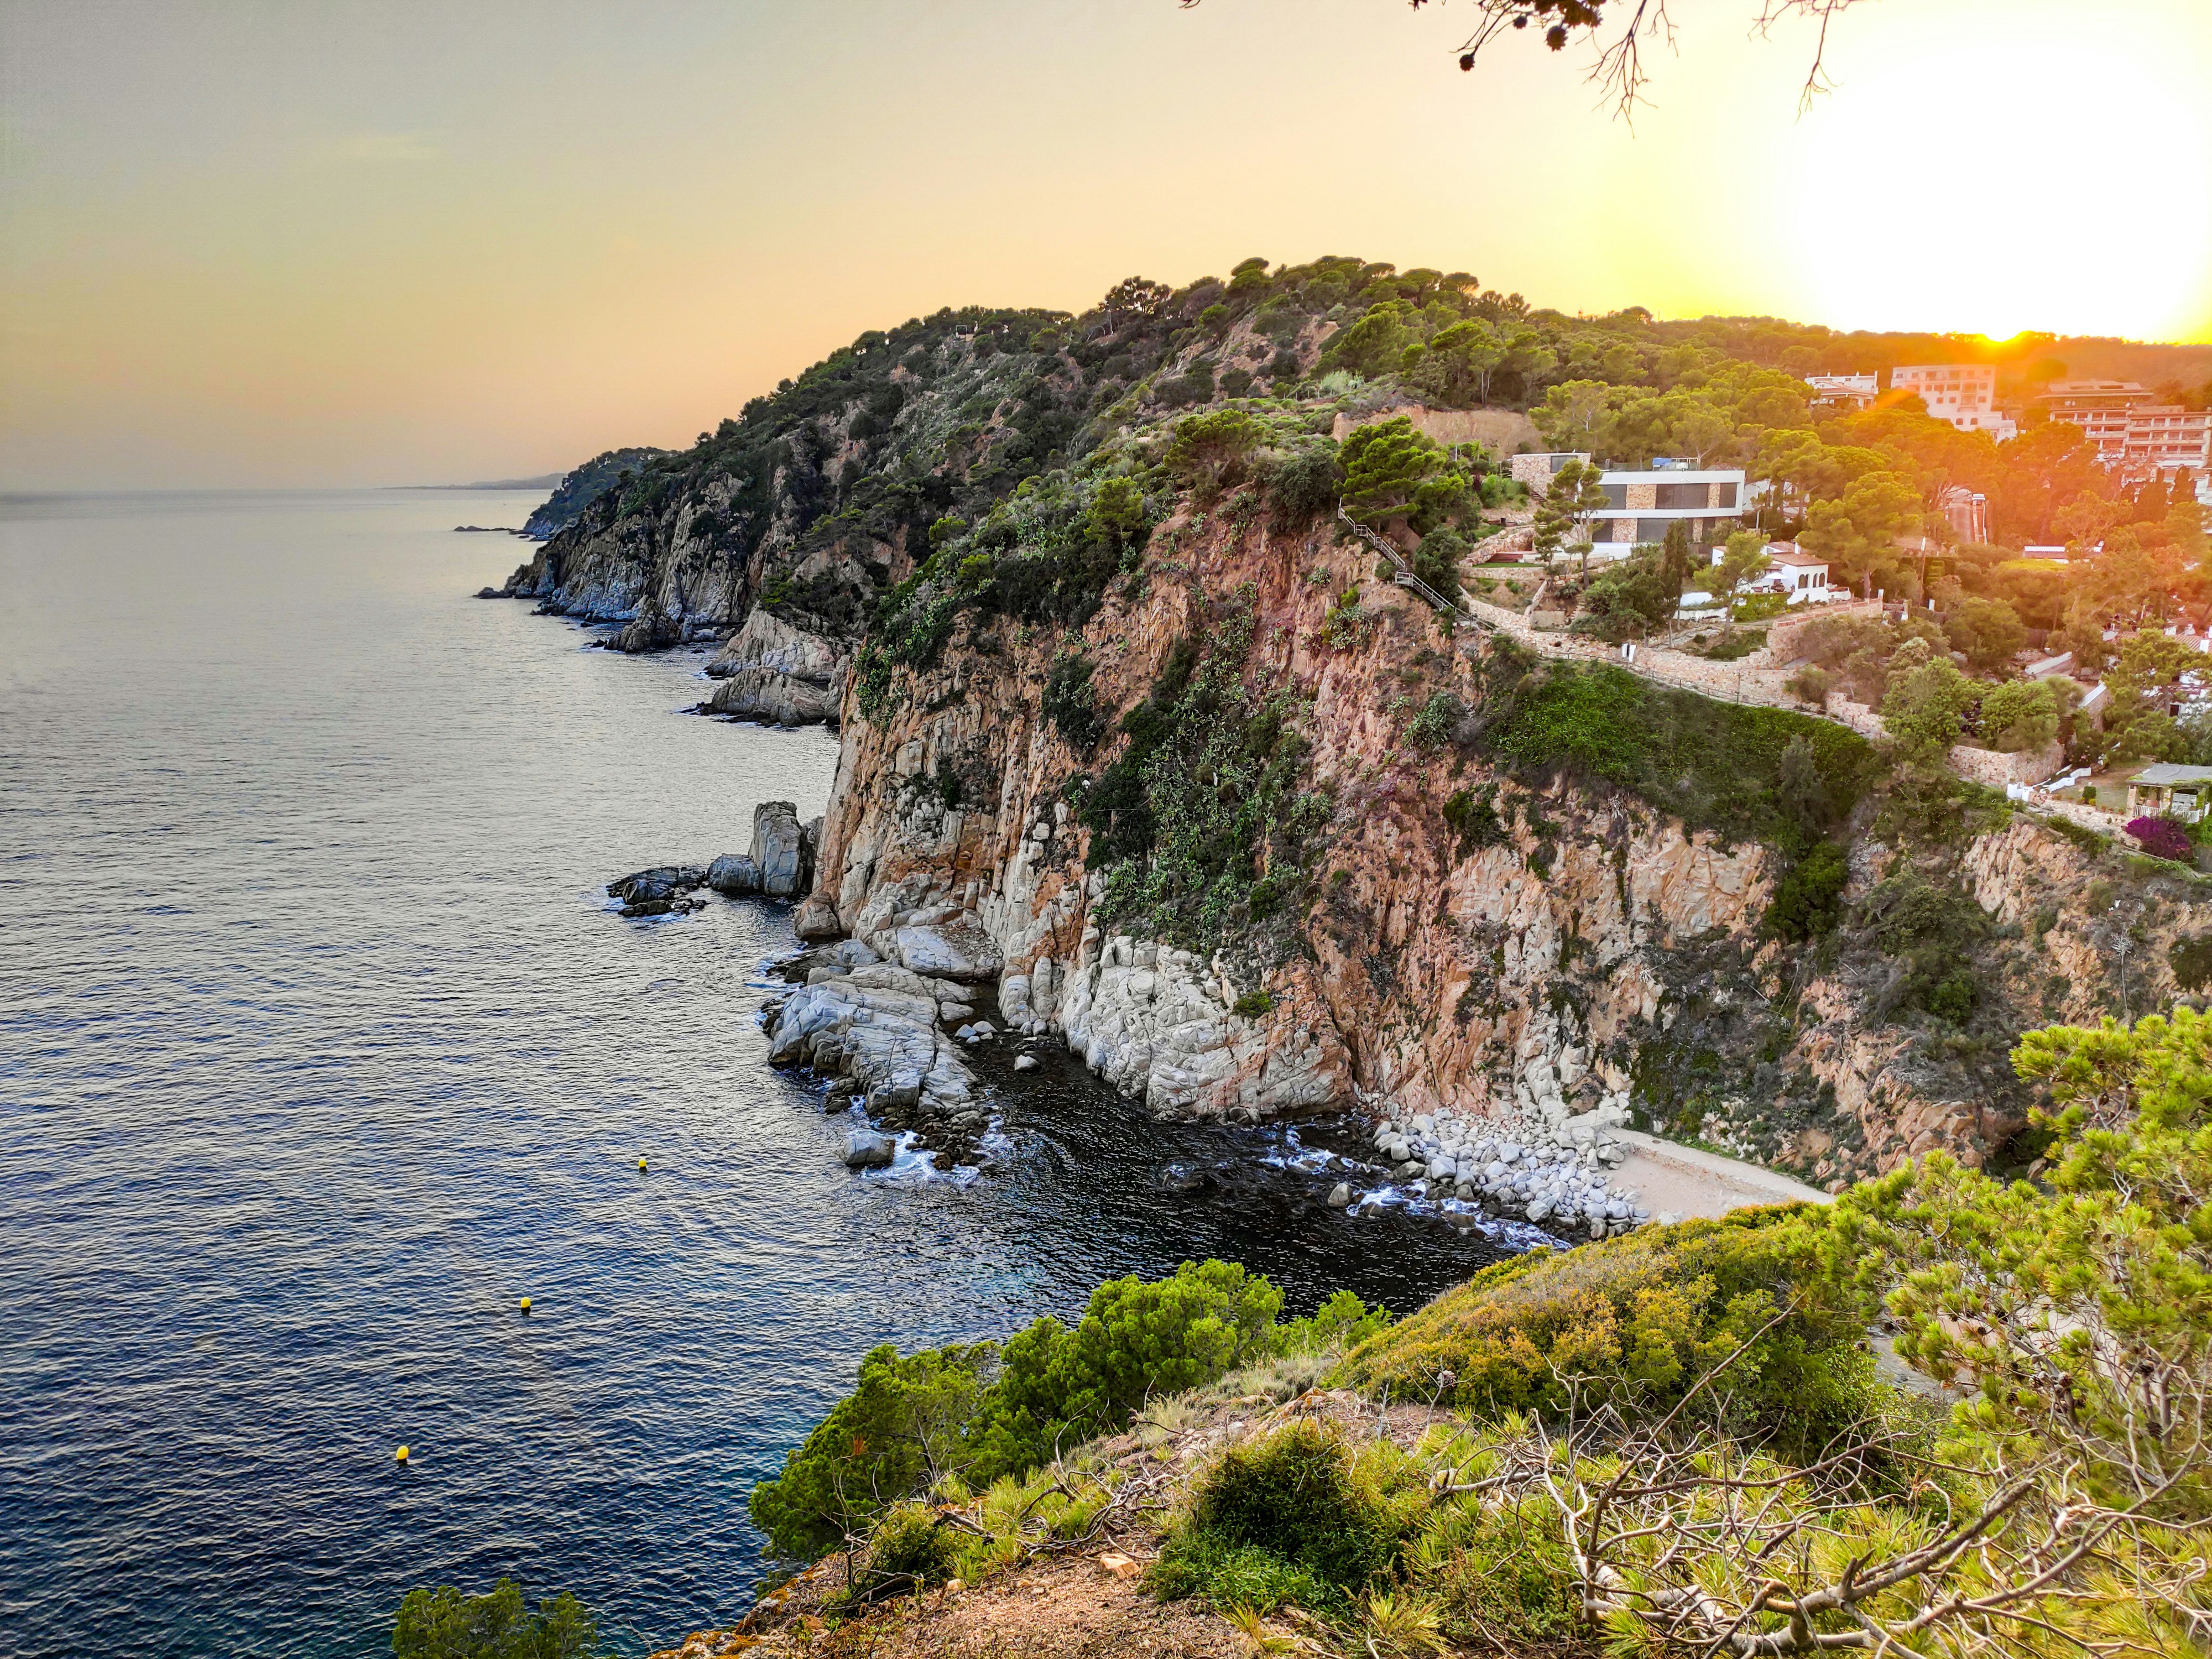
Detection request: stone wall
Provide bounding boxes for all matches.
[1947,740,2067,789]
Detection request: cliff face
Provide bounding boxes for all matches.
[492,259,2211,1182]
[802,502,2210,1186]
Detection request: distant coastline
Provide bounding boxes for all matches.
[388,474,564,491]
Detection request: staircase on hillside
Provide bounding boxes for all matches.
[1336,504,1486,629]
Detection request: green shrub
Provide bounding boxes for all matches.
[748,1340,993,1559]
[1765,841,1849,940]
[1232,990,1273,1017]
[1475,656,1876,854]
[1785,664,1832,704]
[1976,677,2060,753]
[1042,652,1107,752]
[1261,445,1340,524]
[866,1503,959,1590]
[1441,787,1505,857]
[2171,933,2212,992]
[1418,1502,1579,1644]
[974,1260,1285,1479]
[750,1263,1387,1561]
[1189,1422,1413,1592]
[1150,1421,1424,1612]
[1145,1533,1333,1614]
[1341,1212,1871,1456]
[1858,869,1990,1020]
[1165,408,1262,494]
[1412,528,1469,602]
[1401,689,1461,749]
[390,1580,598,1659]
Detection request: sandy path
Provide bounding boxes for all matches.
[1611,1129,1832,1220]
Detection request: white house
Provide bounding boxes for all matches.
[1704,542,1834,606]
[1754,547,1835,603]
[1805,373,1878,410]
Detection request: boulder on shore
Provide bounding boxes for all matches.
[842,1129,896,1169]
[706,853,760,895]
[891,914,1003,983]
[610,612,682,654]
[794,897,844,940]
[706,608,847,686]
[703,667,839,727]
[751,801,811,898]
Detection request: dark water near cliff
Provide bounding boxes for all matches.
[0,491,1515,1657]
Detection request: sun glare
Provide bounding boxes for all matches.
[1784,27,2212,341]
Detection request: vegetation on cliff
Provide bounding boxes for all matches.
[521,244,2178,656]
[520,447,670,540]
[721,1011,2209,1658]
[1468,643,1877,856]
[1342,1208,1871,1454]
[747,1260,1389,1562]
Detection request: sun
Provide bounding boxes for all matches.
[1781,17,2212,341]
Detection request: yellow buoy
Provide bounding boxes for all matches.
[519,1297,531,1313]
[395,1445,410,1463]
[638,1156,648,1171]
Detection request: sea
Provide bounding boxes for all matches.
[0,490,1519,1657]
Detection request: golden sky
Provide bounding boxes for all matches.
[3,0,2209,489]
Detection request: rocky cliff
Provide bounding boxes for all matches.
[493,258,2211,1183]
[797,493,2212,1188]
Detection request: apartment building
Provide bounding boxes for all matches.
[1890,363,2017,439]
[2038,379,2210,480]
[2123,405,2212,478]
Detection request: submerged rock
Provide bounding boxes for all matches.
[607,865,706,904]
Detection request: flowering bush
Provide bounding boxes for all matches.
[2125,815,2192,861]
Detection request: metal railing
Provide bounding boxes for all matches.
[1336,505,1487,628]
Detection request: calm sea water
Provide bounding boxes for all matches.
[0,491,1511,1657]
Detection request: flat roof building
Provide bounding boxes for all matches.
[2038,380,2210,481]
[1585,466,1746,551]
[1507,451,1592,496]
[1890,363,2016,440]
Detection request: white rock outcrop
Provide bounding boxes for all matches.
[766,961,980,1121]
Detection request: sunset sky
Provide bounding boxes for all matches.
[3,0,2209,491]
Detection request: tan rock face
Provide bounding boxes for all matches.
[800,507,2199,1170]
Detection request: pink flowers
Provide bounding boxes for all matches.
[2125,816,2193,862]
